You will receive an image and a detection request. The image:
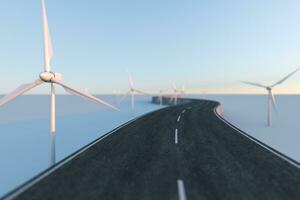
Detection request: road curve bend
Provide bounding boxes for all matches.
[4,99,300,200]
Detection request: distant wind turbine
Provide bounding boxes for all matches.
[181,85,186,97]
[0,0,119,166]
[119,72,149,110]
[170,83,179,105]
[159,89,163,106]
[158,89,167,106]
[240,68,300,126]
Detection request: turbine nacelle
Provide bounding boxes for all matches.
[39,72,62,82]
[266,87,272,91]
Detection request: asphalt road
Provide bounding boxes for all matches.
[5,100,300,200]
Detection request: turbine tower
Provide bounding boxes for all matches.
[241,68,299,126]
[159,89,164,106]
[0,0,118,166]
[170,83,179,105]
[181,85,186,97]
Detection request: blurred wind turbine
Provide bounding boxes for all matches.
[181,85,186,97]
[119,72,149,111]
[0,0,119,166]
[170,83,179,105]
[240,68,300,127]
[158,89,166,106]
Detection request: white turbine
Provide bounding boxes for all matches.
[159,89,163,106]
[0,0,119,166]
[170,83,179,105]
[181,85,186,97]
[241,68,300,127]
[119,72,149,111]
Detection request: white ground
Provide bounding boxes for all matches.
[0,95,163,196]
[200,95,300,163]
[0,94,299,196]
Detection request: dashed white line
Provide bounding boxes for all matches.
[181,109,186,114]
[177,115,181,122]
[177,179,187,200]
[175,129,178,144]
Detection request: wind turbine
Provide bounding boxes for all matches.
[180,85,186,97]
[158,89,167,106]
[240,68,300,127]
[119,72,149,111]
[170,83,179,105]
[0,0,118,166]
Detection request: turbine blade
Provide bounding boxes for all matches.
[240,81,267,88]
[270,91,278,113]
[118,91,130,104]
[271,68,300,87]
[134,89,151,96]
[127,71,134,88]
[42,0,53,72]
[52,79,119,111]
[0,79,43,106]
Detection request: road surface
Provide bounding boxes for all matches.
[4,99,300,200]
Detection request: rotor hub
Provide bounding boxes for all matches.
[39,72,62,82]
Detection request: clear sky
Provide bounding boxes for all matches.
[1,0,300,94]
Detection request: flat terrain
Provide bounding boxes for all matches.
[6,100,300,200]
[202,94,300,162]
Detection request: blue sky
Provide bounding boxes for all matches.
[1,0,300,94]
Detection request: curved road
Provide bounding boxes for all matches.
[4,100,300,200]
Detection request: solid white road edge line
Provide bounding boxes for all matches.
[175,129,178,144]
[214,109,300,169]
[177,179,187,200]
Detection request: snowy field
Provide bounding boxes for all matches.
[201,95,300,163]
[0,94,299,196]
[0,95,163,196]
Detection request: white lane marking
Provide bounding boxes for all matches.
[3,111,156,200]
[177,115,181,122]
[177,179,187,200]
[175,129,178,144]
[213,109,300,169]
[181,109,186,114]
